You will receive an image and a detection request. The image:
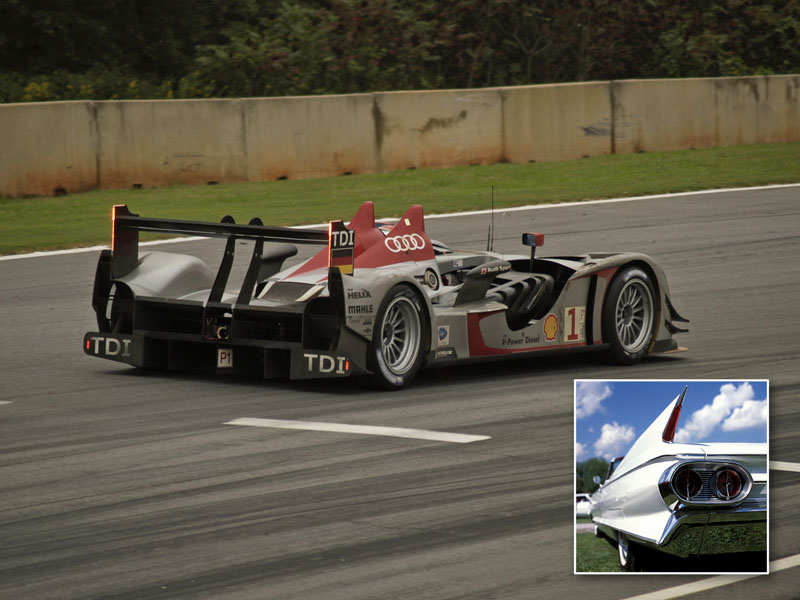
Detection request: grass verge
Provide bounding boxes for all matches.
[2,142,799,255]
[575,531,622,573]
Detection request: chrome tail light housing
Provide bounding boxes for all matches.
[659,461,753,508]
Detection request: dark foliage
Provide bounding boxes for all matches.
[2,0,799,102]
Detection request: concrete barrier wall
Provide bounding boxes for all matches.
[1,75,798,197]
[96,99,247,189]
[374,89,504,171]
[0,101,98,197]
[243,94,377,181]
[503,82,612,162]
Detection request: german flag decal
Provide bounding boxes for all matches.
[329,220,355,275]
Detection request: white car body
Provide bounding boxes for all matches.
[576,493,592,518]
[590,388,767,565]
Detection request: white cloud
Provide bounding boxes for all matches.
[723,399,767,432]
[674,382,761,443]
[576,442,588,461]
[576,381,612,419]
[593,422,636,460]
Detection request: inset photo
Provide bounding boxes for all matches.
[574,380,768,574]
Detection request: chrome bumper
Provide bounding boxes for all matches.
[654,502,766,558]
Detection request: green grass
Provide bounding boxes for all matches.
[575,531,622,573]
[2,142,799,255]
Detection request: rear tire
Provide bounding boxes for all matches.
[618,533,638,571]
[602,266,656,364]
[367,285,426,389]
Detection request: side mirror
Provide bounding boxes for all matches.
[522,232,545,270]
[592,475,602,485]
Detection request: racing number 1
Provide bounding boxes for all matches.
[564,306,585,342]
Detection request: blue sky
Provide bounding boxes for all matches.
[575,380,768,462]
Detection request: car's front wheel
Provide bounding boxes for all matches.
[603,266,657,364]
[367,285,426,389]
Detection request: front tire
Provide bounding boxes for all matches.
[602,266,656,364]
[367,285,426,389]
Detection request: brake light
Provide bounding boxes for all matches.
[111,205,119,252]
[715,468,743,500]
[673,467,702,500]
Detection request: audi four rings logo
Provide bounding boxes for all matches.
[384,234,426,252]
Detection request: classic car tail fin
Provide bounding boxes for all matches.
[608,387,692,481]
[662,386,688,442]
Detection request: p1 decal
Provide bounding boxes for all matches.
[438,325,450,346]
[329,220,355,275]
[217,348,233,368]
[563,306,586,342]
[543,313,559,341]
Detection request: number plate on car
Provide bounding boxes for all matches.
[217,348,233,368]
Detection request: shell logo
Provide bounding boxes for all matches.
[543,313,559,341]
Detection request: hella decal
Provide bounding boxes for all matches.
[347,289,372,299]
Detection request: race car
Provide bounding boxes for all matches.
[84,201,688,388]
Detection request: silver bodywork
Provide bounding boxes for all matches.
[84,201,687,385]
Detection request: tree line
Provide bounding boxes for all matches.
[2,0,799,103]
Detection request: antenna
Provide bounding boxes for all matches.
[486,186,495,252]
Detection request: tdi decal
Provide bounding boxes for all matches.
[86,336,132,357]
[304,353,350,375]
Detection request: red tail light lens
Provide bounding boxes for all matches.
[673,468,702,500]
[715,468,743,500]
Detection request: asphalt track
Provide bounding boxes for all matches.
[1,186,799,599]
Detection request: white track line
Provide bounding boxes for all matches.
[0,401,10,405]
[422,183,800,220]
[3,184,798,262]
[224,417,490,443]
[770,460,800,472]
[621,555,800,600]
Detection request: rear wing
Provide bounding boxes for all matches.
[107,204,338,312]
[111,204,329,277]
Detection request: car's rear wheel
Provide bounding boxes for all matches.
[618,533,638,571]
[368,285,426,389]
[603,266,656,364]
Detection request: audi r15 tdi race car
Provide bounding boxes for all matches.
[84,201,688,388]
